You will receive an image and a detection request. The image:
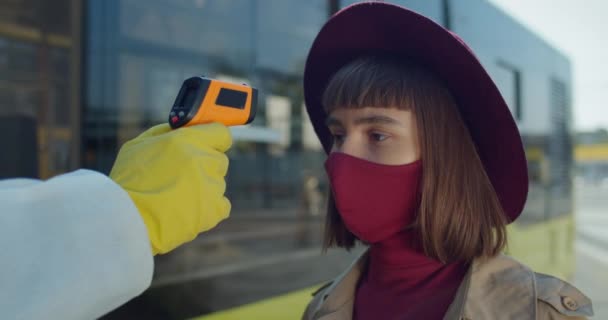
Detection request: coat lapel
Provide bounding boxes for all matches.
[312,251,367,319]
[443,266,472,320]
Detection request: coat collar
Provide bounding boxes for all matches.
[312,251,366,319]
[311,250,537,320]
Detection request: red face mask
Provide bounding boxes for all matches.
[324,152,422,243]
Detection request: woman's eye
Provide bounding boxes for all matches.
[370,132,389,142]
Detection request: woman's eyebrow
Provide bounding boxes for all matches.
[325,115,404,127]
[354,115,403,126]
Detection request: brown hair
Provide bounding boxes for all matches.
[321,55,508,263]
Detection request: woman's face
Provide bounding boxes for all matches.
[326,107,420,165]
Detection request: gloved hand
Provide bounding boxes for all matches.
[110,123,232,255]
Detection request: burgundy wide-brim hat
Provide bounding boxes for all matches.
[304,2,528,222]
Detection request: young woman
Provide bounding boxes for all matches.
[301,3,593,320]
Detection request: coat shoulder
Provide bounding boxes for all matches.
[469,255,594,319]
[535,272,593,319]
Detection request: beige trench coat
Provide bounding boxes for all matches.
[302,252,593,320]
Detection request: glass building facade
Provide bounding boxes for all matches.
[83,0,330,213]
[0,0,574,318]
[0,0,81,179]
[81,3,354,317]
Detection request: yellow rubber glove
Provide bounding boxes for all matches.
[109,123,232,255]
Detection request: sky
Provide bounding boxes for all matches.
[489,0,608,132]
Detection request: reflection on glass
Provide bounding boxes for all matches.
[0,0,78,179]
[85,1,346,318]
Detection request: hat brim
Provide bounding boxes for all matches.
[303,2,528,222]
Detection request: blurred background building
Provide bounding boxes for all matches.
[0,0,79,179]
[1,0,607,319]
[0,0,332,213]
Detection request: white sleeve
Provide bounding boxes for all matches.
[0,169,154,320]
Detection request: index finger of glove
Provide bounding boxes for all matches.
[182,122,233,153]
[136,124,172,140]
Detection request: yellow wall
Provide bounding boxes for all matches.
[507,215,576,280]
[575,144,608,162]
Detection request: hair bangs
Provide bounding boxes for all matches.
[321,55,417,114]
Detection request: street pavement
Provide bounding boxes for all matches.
[574,183,608,319]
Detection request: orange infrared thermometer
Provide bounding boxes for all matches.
[169,76,258,128]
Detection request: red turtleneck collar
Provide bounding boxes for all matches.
[353,231,469,320]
